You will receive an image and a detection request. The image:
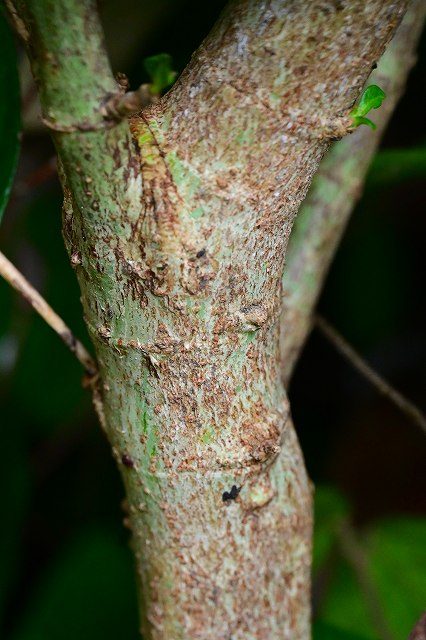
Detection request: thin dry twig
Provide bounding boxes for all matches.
[4,0,30,43]
[316,314,426,437]
[0,250,97,376]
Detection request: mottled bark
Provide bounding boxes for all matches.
[280,0,426,384]
[12,1,408,638]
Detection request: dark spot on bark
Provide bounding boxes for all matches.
[121,454,135,468]
[196,248,206,258]
[199,275,209,289]
[371,62,377,70]
[294,65,308,76]
[222,485,240,502]
[319,0,343,13]
[113,145,122,170]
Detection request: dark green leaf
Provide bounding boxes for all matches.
[317,518,426,640]
[0,8,21,222]
[316,558,377,639]
[364,518,426,639]
[144,53,177,95]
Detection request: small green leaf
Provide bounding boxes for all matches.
[144,53,177,96]
[352,116,376,130]
[0,8,21,223]
[350,85,385,129]
[356,85,386,116]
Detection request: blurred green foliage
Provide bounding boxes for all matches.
[313,487,426,639]
[143,53,177,95]
[367,146,426,187]
[0,2,425,639]
[0,8,20,222]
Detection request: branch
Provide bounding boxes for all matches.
[9,0,142,238]
[162,0,408,203]
[9,0,144,351]
[11,0,116,131]
[280,0,426,385]
[0,250,97,376]
[316,315,426,436]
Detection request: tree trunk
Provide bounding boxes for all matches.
[11,0,408,637]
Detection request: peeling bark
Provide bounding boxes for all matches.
[12,0,409,638]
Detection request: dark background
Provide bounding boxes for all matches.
[1,2,425,638]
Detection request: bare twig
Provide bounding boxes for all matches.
[4,0,30,43]
[336,520,396,640]
[0,250,97,376]
[316,314,426,436]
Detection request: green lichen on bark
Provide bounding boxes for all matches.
[11,0,411,638]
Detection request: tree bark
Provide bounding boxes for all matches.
[11,1,408,638]
[280,0,426,384]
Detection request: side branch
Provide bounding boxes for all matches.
[10,0,142,239]
[280,0,426,384]
[0,250,97,376]
[11,0,116,131]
